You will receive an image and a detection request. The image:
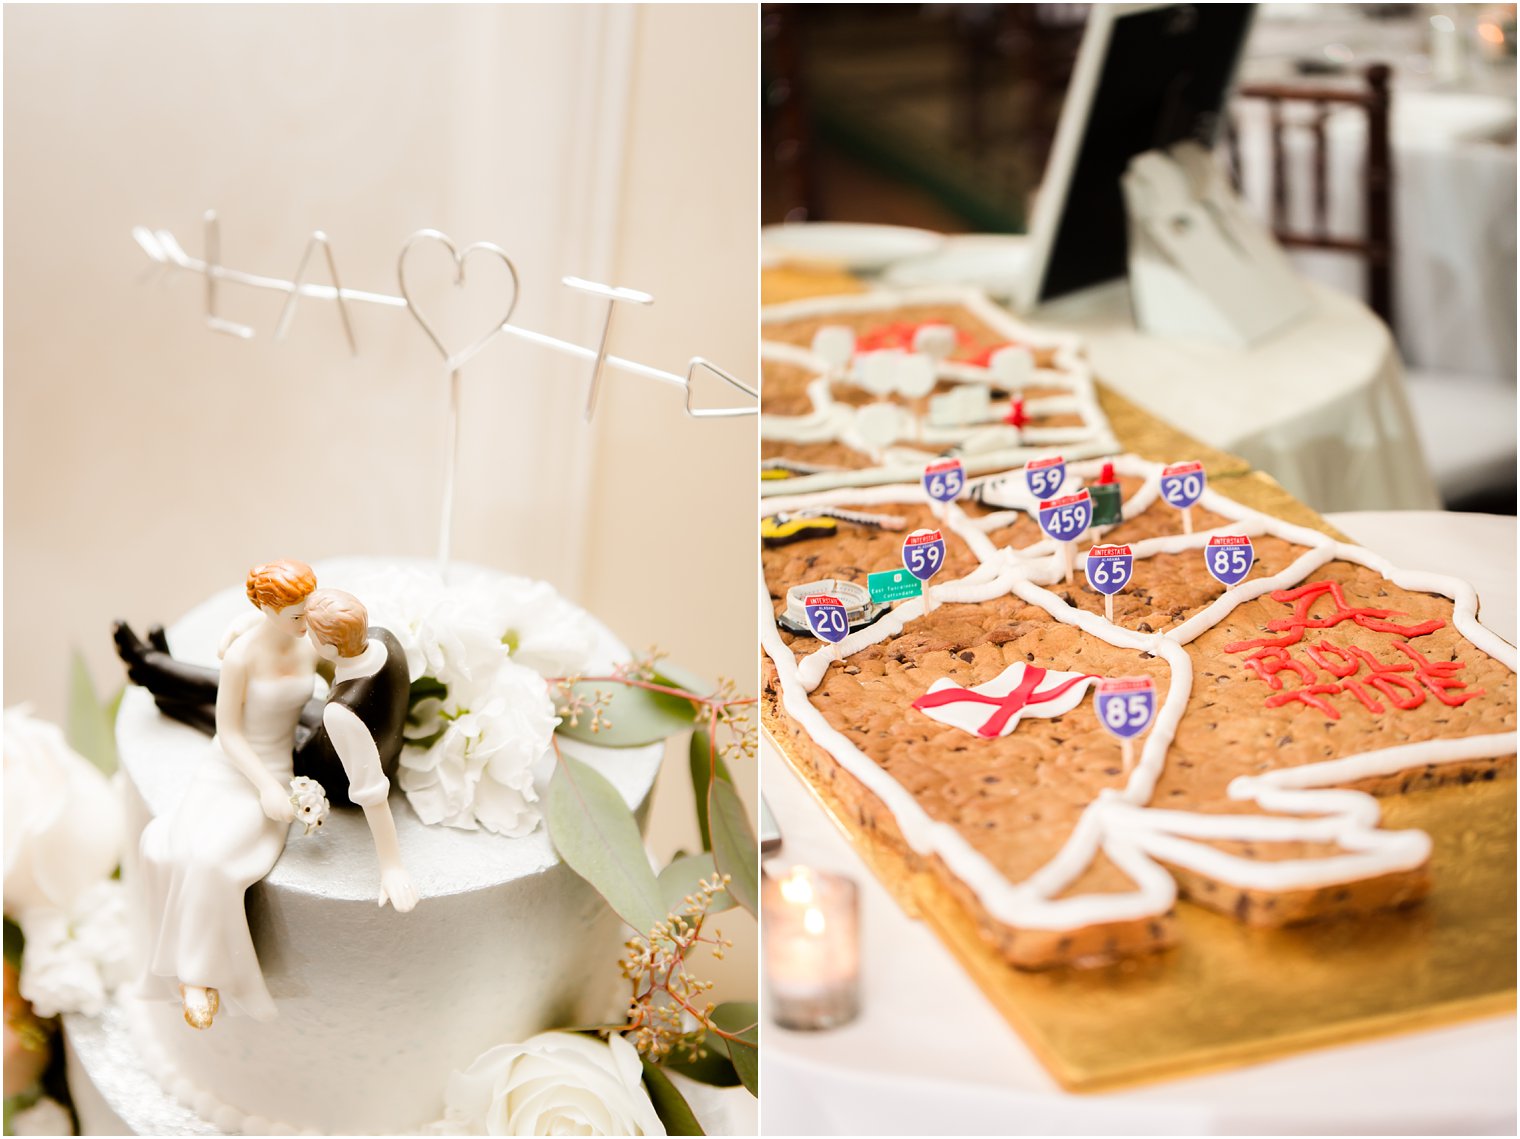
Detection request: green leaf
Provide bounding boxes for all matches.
[712,1002,759,1097]
[555,680,699,748]
[105,684,126,726]
[661,1044,742,1089]
[546,755,665,935]
[3,917,24,970]
[658,853,735,916]
[707,779,759,918]
[641,1060,705,1135]
[689,731,734,852]
[647,662,713,716]
[652,663,714,699]
[67,649,117,775]
[407,675,448,716]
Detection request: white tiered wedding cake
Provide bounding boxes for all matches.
[62,559,664,1135]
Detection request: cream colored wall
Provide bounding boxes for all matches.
[585,4,761,1007]
[4,4,757,999]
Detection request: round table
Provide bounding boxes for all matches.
[761,513,1515,1136]
[1035,278,1440,515]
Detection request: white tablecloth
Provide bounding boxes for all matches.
[761,513,1516,1136]
[1232,86,1517,382]
[1036,279,1441,514]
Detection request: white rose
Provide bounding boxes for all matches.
[431,1032,665,1136]
[3,706,124,922]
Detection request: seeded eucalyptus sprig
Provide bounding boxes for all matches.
[541,650,759,1101]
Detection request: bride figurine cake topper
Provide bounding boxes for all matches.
[119,560,420,1031]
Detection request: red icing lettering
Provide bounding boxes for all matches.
[1223,579,1446,654]
[1225,579,1485,720]
[1265,684,1344,719]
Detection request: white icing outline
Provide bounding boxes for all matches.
[762,454,1517,933]
[760,288,1120,497]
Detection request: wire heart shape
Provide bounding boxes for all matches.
[398,229,520,372]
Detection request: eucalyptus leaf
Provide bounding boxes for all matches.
[67,649,117,775]
[689,731,734,852]
[707,779,759,918]
[555,680,699,748]
[661,1044,741,1089]
[658,853,734,916]
[712,1002,759,1097]
[641,1060,705,1136]
[648,662,713,716]
[546,755,664,934]
[652,663,714,699]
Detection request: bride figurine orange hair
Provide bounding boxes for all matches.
[137,559,319,1030]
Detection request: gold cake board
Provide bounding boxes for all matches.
[758,268,1516,1088]
[764,713,1515,1092]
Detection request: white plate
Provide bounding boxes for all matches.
[882,234,1031,298]
[761,222,944,272]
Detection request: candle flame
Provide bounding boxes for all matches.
[803,905,826,936]
[779,866,815,906]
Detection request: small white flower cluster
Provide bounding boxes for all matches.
[3,707,129,1019]
[338,567,600,837]
[288,776,330,835]
[16,880,131,1019]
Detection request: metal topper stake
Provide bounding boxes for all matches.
[133,218,758,570]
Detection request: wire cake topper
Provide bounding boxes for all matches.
[133,211,758,569]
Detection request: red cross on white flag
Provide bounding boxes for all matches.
[913,662,1098,739]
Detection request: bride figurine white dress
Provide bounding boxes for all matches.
[138,559,318,1029]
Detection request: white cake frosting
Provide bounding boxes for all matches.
[762,456,1517,935]
[68,558,663,1135]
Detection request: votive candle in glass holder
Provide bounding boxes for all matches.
[762,865,860,1030]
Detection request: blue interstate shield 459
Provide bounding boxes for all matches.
[1038,490,1092,544]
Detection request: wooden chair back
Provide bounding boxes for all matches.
[1225,64,1394,330]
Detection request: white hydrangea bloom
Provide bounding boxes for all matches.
[337,567,576,837]
[17,880,130,1019]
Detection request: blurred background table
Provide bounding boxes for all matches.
[761,509,1516,1137]
[1037,276,1439,515]
[762,2,1517,515]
